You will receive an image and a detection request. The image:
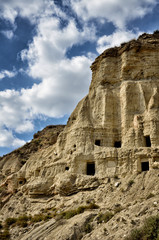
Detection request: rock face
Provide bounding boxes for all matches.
[0,33,159,240]
[54,32,159,180]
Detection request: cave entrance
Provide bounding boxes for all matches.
[141,161,149,171]
[87,162,95,176]
[145,136,151,147]
[114,141,121,148]
[95,139,101,146]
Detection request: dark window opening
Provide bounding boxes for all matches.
[73,144,76,148]
[145,136,151,147]
[141,161,149,171]
[65,166,69,171]
[114,141,121,148]
[87,162,95,176]
[95,140,101,146]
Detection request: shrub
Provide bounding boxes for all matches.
[60,203,99,220]
[30,214,45,223]
[5,218,17,227]
[84,223,92,233]
[125,228,142,240]
[86,203,99,210]
[97,211,114,224]
[154,30,159,34]
[0,229,10,239]
[16,217,28,228]
[17,221,28,228]
[76,206,86,214]
[43,214,52,221]
[125,215,159,240]
[61,209,77,219]
[142,216,159,239]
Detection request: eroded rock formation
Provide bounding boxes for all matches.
[0,33,159,240]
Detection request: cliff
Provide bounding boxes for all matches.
[0,33,159,240]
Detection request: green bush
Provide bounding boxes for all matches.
[97,211,114,224]
[87,203,99,210]
[84,223,92,233]
[125,215,159,240]
[61,209,77,219]
[17,215,30,222]
[60,203,99,220]
[126,228,142,240]
[16,216,28,228]
[43,214,52,221]
[5,218,17,227]
[0,229,10,239]
[142,216,159,239]
[30,214,45,223]
[76,206,86,214]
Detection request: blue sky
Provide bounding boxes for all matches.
[0,0,159,156]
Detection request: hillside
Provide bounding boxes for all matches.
[0,33,159,240]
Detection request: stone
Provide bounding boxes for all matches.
[114,182,121,187]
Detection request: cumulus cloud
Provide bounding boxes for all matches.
[21,55,93,117]
[0,0,47,24]
[0,128,25,148]
[0,6,96,148]
[0,69,17,80]
[70,0,157,29]
[0,89,34,133]
[0,89,34,147]
[97,30,142,53]
[20,15,96,117]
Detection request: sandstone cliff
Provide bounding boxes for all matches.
[0,33,159,240]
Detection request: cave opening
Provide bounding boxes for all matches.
[141,161,149,171]
[145,136,151,147]
[114,141,121,148]
[87,162,95,176]
[95,140,101,146]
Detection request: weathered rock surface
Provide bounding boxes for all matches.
[0,33,159,239]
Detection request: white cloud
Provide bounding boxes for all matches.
[0,12,96,148]
[0,69,17,80]
[21,55,93,117]
[0,89,34,147]
[0,128,25,148]
[19,15,96,117]
[1,30,14,39]
[70,0,157,29]
[97,30,142,53]
[0,89,34,133]
[0,0,47,24]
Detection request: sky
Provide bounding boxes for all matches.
[0,0,159,156]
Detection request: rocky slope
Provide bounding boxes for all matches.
[0,32,159,240]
